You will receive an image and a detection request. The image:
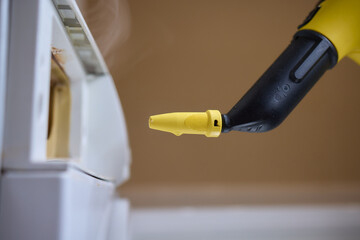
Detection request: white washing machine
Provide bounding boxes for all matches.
[0,0,131,239]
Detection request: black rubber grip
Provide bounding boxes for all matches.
[222,30,337,133]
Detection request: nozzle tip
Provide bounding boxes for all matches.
[148,110,222,137]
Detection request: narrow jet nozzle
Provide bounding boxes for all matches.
[149,110,222,137]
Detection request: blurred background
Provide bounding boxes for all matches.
[78,0,360,207]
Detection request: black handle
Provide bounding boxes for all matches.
[222,30,337,133]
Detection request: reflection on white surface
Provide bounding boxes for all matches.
[131,205,360,240]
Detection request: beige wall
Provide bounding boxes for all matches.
[80,0,360,204]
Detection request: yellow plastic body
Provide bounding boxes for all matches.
[300,0,360,65]
[149,110,222,137]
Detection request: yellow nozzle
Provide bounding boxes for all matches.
[149,110,222,137]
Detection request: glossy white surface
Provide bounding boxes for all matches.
[108,198,130,240]
[2,0,130,183]
[0,0,131,239]
[84,74,131,184]
[3,0,52,165]
[131,206,360,240]
[0,167,115,240]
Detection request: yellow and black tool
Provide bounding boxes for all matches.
[149,0,360,137]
